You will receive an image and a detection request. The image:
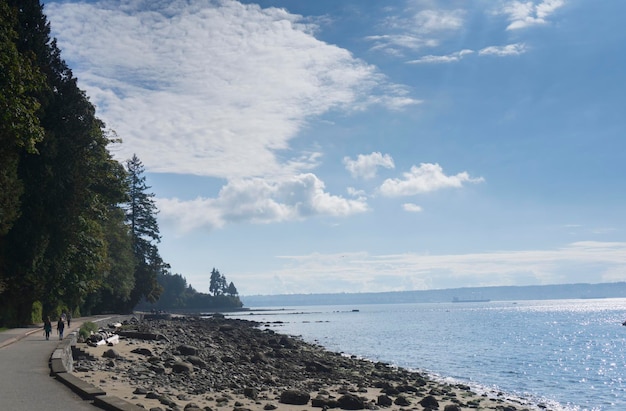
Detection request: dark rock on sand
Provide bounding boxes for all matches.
[177,344,199,356]
[377,394,393,406]
[280,389,310,405]
[337,393,365,410]
[102,349,120,358]
[394,395,411,406]
[419,395,439,408]
[171,361,193,373]
[131,347,153,356]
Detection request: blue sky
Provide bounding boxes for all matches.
[44,0,626,295]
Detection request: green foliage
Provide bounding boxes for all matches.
[79,321,98,339]
[0,1,46,236]
[138,268,242,311]
[124,155,165,310]
[30,300,42,324]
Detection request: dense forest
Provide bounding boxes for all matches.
[0,1,240,326]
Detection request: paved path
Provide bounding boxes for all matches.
[0,317,112,410]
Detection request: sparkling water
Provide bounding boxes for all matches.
[228,299,626,411]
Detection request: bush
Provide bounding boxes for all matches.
[31,301,43,324]
[79,321,99,339]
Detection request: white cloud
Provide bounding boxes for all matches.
[367,8,465,54]
[501,0,565,30]
[402,203,423,213]
[343,152,395,179]
[45,0,418,179]
[408,49,474,64]
[379,163,484,197]
[479,43,527,56]
[242,242,626,295]
[157,173,369,232]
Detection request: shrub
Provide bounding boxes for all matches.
[31,301,43,324]
[79,321,99,339]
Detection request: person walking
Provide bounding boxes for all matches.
[66,312,71,327]
[43,317,52,340]
[57,317,65,340]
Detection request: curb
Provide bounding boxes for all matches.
[0,326,43,349]
[49,317,144,411]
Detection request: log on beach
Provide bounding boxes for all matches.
[72,316,544,411]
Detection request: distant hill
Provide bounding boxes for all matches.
[240,282,626,307]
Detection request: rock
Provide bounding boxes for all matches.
[444,405,462,411]
[243,387,258,400]
[394,395,411,406]
[171,361,193,373]
[131,347,153,356]
[311,396,340,408]
[263,404,277,410]
[177,344,199,356]
[279,389,310,405]
[337,394,365,410]
[186,355,207,368]
[102,349,120,359]
[419,395,439,409]
[377,395,392,406]
[133,387,148,395]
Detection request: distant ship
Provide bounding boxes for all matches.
[452,297,491,303]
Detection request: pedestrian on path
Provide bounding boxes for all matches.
[43,317,52,340]
[57,317,65,340]
[67,312,71,327]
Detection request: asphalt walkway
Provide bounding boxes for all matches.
[0,316,113,410]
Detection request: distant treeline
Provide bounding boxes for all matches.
[137,269,243,312]
[241,282,626,307]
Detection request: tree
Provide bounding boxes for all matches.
[209,268,222,296]
[124,154,164,310]
[226,282,238,296]
[1,0,128,325]
[0,1,45,236]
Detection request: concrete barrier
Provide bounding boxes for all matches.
[48,315,146,411]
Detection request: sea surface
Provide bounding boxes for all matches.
[226,298,626,411]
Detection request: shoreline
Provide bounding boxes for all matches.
[72,315,549,410]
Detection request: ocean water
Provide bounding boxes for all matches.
[227,298,626,411]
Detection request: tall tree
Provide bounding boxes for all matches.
[124,154,163,310]
[209,268,222,296]
[1,0,128,325]
[0,1,45,237]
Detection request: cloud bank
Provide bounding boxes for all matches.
[46,0,418,179]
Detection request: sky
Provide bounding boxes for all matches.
[43,0,626,296]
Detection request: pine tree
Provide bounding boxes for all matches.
[227,282,238,296]
[124,154,163,309]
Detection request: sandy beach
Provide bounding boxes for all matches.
[71,316,542,411]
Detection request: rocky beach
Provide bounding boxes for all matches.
[72,315,546,411]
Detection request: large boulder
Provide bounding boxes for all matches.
[394,395,411,406]
[177,344,199,356]
[419,395,439,409]
[377,395,393,406]
[171,361,193,373]
[337,394,364,410]
[279,390,310,405]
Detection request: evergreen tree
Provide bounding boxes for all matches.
[209,268,222,296]
[124,154,164,310]
[1,0,127,325]
[226,282,238,296]
[0,1,45,236]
